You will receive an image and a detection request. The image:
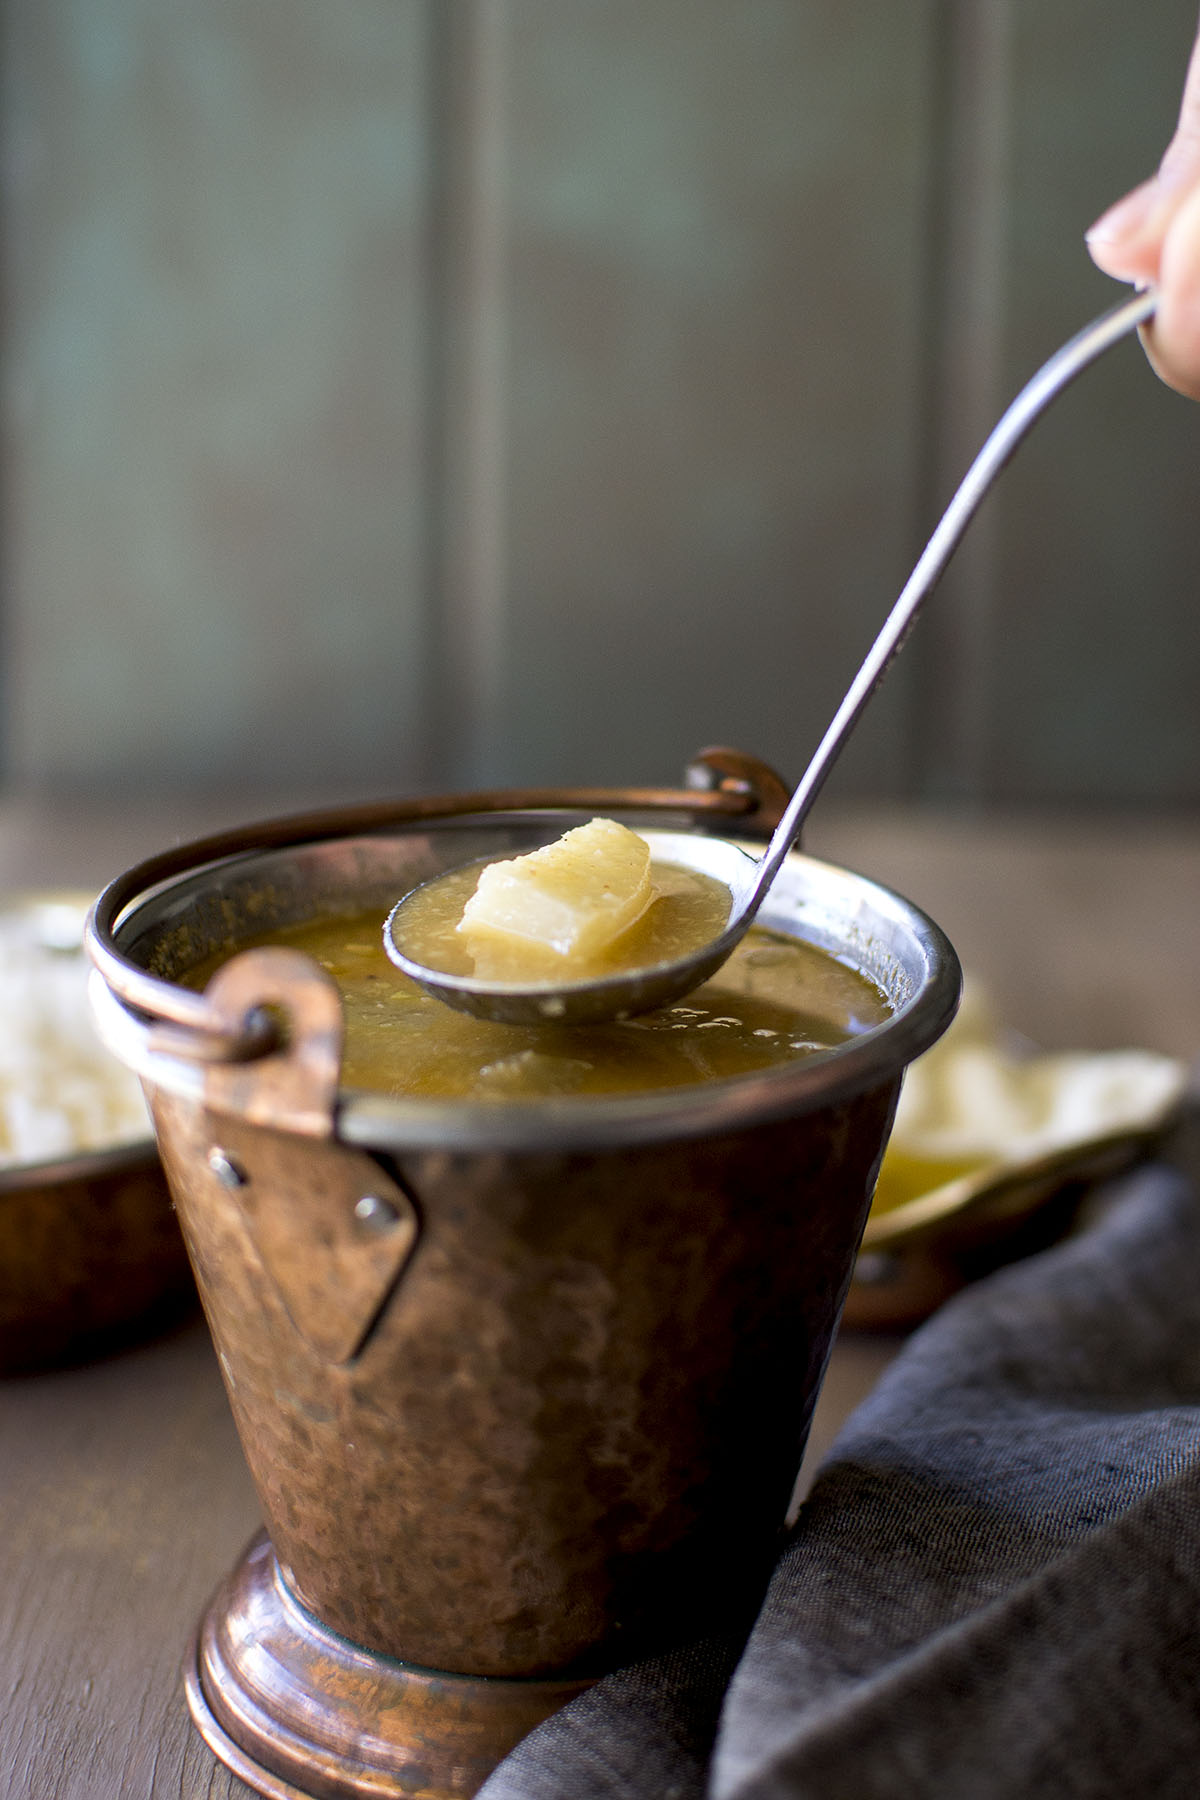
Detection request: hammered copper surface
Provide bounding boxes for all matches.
[153,1075,897,1678]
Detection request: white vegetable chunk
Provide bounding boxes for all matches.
[457,818,657,961]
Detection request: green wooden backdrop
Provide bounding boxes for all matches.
[2,0,1197,806]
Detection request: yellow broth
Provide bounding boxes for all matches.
[187,907,891,1101]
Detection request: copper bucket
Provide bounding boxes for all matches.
[86,752,959,1800]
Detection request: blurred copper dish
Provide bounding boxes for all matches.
[0,891,192,1373]
[0,1135,192,1372]
[845,1080,1187,1331]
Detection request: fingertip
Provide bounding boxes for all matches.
[1085,178,1163,280]
[1085,234,1160,284]
[1086,179,1156,241]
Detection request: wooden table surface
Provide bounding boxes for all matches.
[1,797,1196,1800]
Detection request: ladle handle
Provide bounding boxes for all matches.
[748,283,1158,907]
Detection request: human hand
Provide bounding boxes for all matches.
[1087,26,1200,399]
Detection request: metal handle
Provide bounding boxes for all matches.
[84,754,790,1067]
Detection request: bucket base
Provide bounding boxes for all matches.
[185,1532,593,1800]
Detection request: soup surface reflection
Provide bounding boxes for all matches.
[188,910,891,1101]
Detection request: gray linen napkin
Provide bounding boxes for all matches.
[480,1108,1200,1800]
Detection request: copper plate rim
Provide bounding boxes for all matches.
[0,1133,160,1198]
[860,1112,1185,1254]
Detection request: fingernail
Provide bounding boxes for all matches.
[1086,178,1160,247]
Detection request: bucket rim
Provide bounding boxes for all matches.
[85,782,962,1153]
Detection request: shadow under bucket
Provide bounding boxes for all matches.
[86,754,960,1800]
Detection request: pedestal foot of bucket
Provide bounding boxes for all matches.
[184,1532,593,1800]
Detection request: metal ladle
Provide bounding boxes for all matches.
[385,285,1156,1026]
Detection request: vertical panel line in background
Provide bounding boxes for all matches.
[911,0,1014,802]
[424,0,509,789]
